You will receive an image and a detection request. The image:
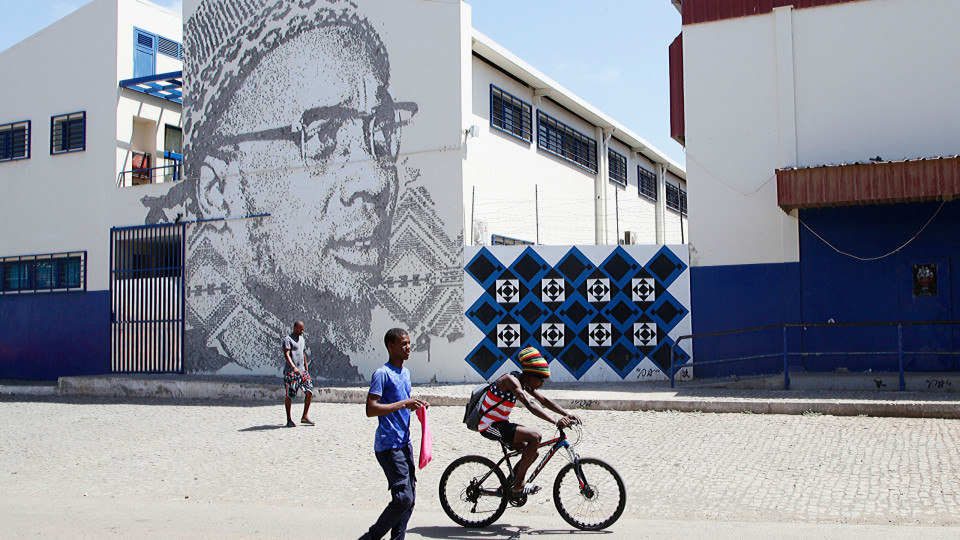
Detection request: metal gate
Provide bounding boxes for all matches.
[109,223,185,373]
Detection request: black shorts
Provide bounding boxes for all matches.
[480,421,518,447]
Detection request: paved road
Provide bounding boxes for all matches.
[1,395,959,538]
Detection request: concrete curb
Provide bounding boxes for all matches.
[0,385,57,397]
[57,376,284,401]
[19,376,957,419]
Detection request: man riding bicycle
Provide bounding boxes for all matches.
[478,346,581,497]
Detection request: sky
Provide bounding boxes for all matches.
[0,0,685,166]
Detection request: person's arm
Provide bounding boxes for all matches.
[530,387,580,426]
[283,347,300,374]
[501,375,562,426]
[365,393,429,417]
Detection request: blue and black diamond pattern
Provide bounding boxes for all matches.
[466,246,689,380]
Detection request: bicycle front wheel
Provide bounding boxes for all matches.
[553,457,626,530]
[439,455,509,528]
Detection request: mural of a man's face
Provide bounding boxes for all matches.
[199,24,412,345]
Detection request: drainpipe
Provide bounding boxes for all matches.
[595,126,614,245]
[656,162,667,244]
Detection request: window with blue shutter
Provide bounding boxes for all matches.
[134,28,156,77]
[157,36,182,59]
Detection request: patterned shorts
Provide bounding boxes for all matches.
[284,372,314,399]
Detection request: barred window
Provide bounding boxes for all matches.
[680,186,688,216]
[666,182,682,213]
[537,110,597,172]
[638,165,657,201]
[0,120,29,162]
[1,252,86,294]
[490,85,532,142]
[51,112,85,154]
[608,148,627,186]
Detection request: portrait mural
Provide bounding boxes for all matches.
[143,0,465,380]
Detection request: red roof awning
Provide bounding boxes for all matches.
[776,156,960,212]
[680,0,867,26]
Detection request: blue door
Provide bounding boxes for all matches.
[899,257,953,370]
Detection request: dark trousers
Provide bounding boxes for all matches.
[362,444,416,540]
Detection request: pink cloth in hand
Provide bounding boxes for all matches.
[415,406,433,469]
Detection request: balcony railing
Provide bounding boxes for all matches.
[118,153,181,187]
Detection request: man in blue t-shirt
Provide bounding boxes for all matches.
[360,328,429,540]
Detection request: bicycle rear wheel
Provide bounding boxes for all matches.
[439,455,509,528]
[553,457,626,530]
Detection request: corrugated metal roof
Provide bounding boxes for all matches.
[680,0,867,25]
[776,156,960,211]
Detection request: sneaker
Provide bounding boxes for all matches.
[512,483,540,496]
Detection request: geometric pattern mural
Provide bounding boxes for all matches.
[465,245,691,380]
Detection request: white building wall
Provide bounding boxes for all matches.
[0,0,120,291]
[466,56,686,248]
[605,138,658,245]
[790,0,960,165]
[0,0,183,292]
[682,11,792,269]
[683,0,960,269]
[465,59,597,246]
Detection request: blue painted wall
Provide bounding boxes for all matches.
[689,262,800,378]
[0,291,110,380]
[799,200,960,372]
[690,200,960,379]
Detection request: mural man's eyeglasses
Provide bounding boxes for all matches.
[213,97,418,167]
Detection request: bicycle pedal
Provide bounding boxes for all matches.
[509,494,527,507]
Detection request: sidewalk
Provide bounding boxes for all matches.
[4,371,960,418]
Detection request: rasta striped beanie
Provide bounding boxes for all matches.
[519,347,550,379]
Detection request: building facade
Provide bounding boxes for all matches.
[0,0,182,380]
[671,0,960,376]
[1,0,687,383]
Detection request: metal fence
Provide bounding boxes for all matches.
[670,321,960,391]
[117,161,181,187]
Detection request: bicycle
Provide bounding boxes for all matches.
[438,423,626,531]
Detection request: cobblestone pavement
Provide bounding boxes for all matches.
[1,395,959,529]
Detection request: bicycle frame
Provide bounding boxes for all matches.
[476,427,582,497]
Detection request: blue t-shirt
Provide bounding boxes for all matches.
[368,362,412,452]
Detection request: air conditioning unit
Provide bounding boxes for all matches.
[472,220,489,246]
